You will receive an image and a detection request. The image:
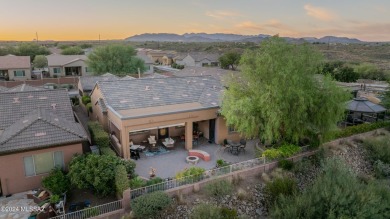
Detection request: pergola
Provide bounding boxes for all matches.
[345,97,387,124]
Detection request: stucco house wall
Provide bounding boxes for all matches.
[0,143,83,195]
[6,68,32,81]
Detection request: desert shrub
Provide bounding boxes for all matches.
[262,144,301,160]
[49,194,60,204]
[216,159,229,168]
[264,176,297,206]
[115,165,129,196]
[270,158,390,218]
[373,160,390,178]
[205,180,233,198]
[132,191,171,218]
[191,204,238,219]
[145,177,164,186]
[42,167,70,195]
[363,136,390,163]
[278,159,294,170]
[175,167,205,180]
[122,160,136,178]
[129,177,146,189]
[88,121,109,148]
[81,95,91,105]
[100,147,116,156]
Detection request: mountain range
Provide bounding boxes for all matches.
[125,33,363,44]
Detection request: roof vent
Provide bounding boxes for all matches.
[54,118,59,122]
[120,100,128,103]
[38,96,48,100]
[202,78,208,81]
[13,97,20,103]
[23,120,29,123]
[51,103,57,110]
[145,86,150,91]
[211,102,217,105]
[35,132,47,137]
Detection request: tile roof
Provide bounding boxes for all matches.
[0,86,8,92]
[79,75,120,91]
[172,67,238,84]
[0,89,75,129]
[120,75,136,80]
[347,97,386,113]
[0,56,31,69]
[4,84,45,93]
[47,54,87,66]
[97,76,222,118]
[0,109,87,154]
[141,73,167,79]
[190,53,220,62]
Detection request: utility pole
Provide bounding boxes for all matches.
[36,32,39,43]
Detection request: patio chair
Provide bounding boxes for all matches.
[239,139,247,153]
[148,135,156,145]
[223,139,231,152]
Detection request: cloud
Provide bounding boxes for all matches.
[235,20,299,36]
[206,10,242,19]
[304,4,336,21]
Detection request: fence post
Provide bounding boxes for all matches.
[122,189,131,211]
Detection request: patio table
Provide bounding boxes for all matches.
[228,140,241,155]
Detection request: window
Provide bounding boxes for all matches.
[23,151,64,176]
[13,70,25,77]
[228,125,238,133]
[53,68,61,74]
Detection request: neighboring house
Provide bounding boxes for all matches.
[89,76,240,160]
[146,50,176,64]
[174,53,220,67]
[78,73,119,96]
[172,66,237,82]
[0,89,88,195]
[136,52,154,73]
[161,53,176,66]
[47,54,89,77]
[0,56,32,81]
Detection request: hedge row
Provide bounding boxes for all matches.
[329,121,390,141]
[88,121,109,148]
[100,147,116,156]
[115,165,129,197]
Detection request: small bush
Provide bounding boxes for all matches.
[175,167,205,180]
[100,147,116,156]
[129,177,146,189]
[81,95,91,105]
[123,160,136,178]
[216,159,229,167]
[262,144,301,160]
[132,191,172,218]
[373,160,390,178]
[264,177,297,206]
[115,165,129,196]
[279,159,294,170]
[191,204,238,219]
[88,121,109,148]
[86,102,93,113]
[191,204,223,219]
[50,194,60,204]
[363,136,390,163]
[42,167,70,195]
[145,177,164,186]
[205,180,233,198]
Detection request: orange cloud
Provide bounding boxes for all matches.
[206,10,242,19]
[304,4,336,21]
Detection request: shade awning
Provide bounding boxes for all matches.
[129,123,185,133]
[346,97,386,113]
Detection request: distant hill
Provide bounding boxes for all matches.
[125,33,364,44]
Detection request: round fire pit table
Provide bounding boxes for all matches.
[186,156,199,165]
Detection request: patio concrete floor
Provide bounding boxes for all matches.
[133,139,258,179]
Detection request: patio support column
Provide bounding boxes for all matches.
[185,122,193,150]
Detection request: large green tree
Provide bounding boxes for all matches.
[16,42,50,61]
[87,44,146,75]
[33,55,48,68]
[219,51,241,70]
[221,37,349,144]
[61,46,84,55]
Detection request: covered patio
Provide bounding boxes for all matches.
[345,97,387,125]
[133,139,258,179]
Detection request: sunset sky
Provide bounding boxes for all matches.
[0,0,389,41]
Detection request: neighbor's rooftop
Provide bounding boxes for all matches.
[0,56,30,69]
[46,54,87,66]
[96,76,223,119]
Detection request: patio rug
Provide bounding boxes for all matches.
[144,146,170,157]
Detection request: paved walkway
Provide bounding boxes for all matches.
[73,105,91,142]
[134,139,258,179]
